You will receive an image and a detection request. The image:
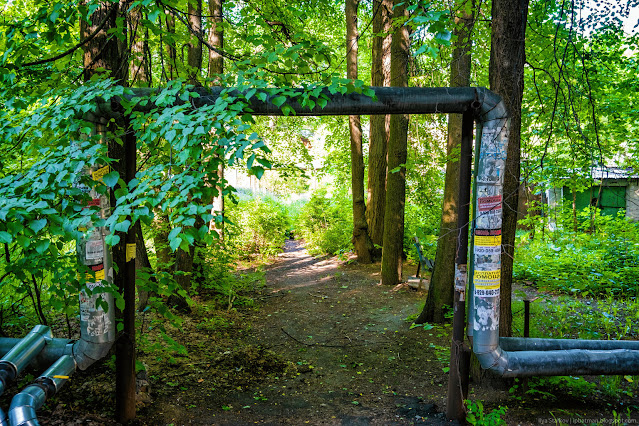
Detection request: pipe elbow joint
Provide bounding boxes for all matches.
[474,346,509,376]
[72,338,114,371]
[8,385,47,426]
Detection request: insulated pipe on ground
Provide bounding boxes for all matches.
[500,337,639,352]
[0,339,74,371]
[8,355,76,426]
[479,348,639,378]
[0,326,52,395]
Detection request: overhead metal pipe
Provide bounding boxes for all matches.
[96,86,484,117]
[89,83,639,383]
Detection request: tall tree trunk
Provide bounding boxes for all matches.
[129,7,152,310]
[380,0,409,285]
[208,0,225,238]
[489,0,529,337]
[417,0,475,324]
[171,0,205,306]
[187,0,203,84]
[367,0,392,253]
[82,2,135,421]
[346,0,373,263]
[134,222,155,310]
[81,3,126,83]
[165,10,177,79]
[129,6,151,86]
[152,211,173,271]
[208,0,224,82]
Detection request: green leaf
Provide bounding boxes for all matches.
[105,234,120,246]
[17,235,30,249]
[0,231,12,244]
[35,239,50,254]
[169,236,181,251]
[103,171,120,188]
[168,226,182,242]
[116,296,125,310]
[114,219,131,233]
[166,129,177,142]
[272,96,287,107]
[29,219,47,233]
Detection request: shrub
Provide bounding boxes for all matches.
[514,210,639,296]
[296,188,352,256]
[226,195,290,259]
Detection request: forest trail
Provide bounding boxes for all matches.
[181,239,454,425]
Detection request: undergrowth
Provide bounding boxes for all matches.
[514,210,639,297]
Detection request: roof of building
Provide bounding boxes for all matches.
[591,167,639,180]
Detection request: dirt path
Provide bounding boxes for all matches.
[194,240,454,425]
[35,240,639,425]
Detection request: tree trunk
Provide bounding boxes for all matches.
[81,3,126,83]
[165,10,177,79]
[572,188,578,231]
[82,2,135,421]
[417,0,475,324]
[380,0,409,285]
[152,211,172,272]
[129,6,151,86]
[134,221,154,310]
[208,0,225,238]
[169,0,205,304]
[187,0,203,84]
[367,0,392,253]
[489,0,529,337]
[208,0,224,82]
[170,247,194,311]
[346,0,373,263]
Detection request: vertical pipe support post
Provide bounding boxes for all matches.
[446,111,475,421]
[523,299,530,338]
[115,118,137,422]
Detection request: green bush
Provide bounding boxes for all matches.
[296,188,352,256]
[514,210,639,296]
[226,195,291,259]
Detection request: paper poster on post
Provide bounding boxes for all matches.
[476,193,503,229]
[80,288,112,336]
[474,232,502,256]
[477,127,508,185]
[86,239,104,261]
[474,269,500,297]
[92,166,110,182]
